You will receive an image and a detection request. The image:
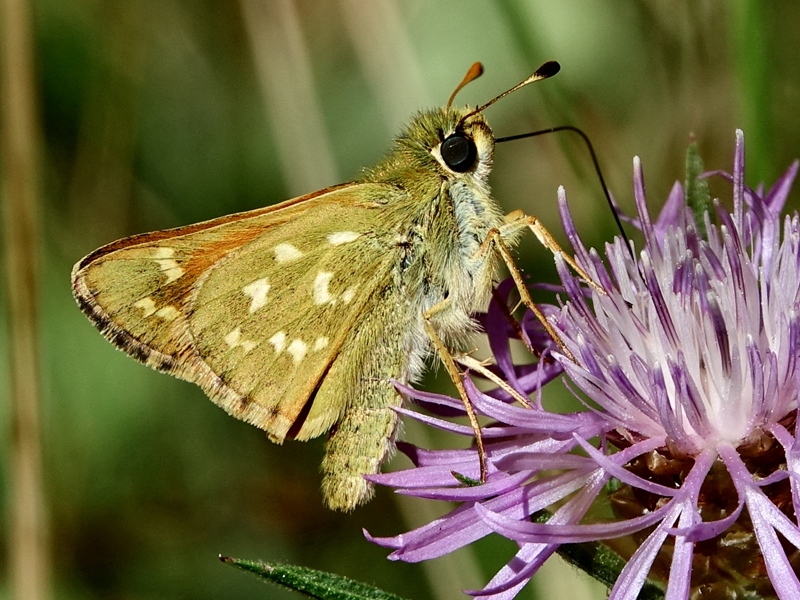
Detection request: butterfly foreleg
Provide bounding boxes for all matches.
[478,224,576,362]
[484,212,606,364]
[503,211,604,295]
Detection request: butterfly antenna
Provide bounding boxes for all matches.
[497,125,633,256]
[446,62,484,109]
[456,61,561,127]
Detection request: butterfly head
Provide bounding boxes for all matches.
[373,62,560,188]
[432,108,495,184]
[360,107,494,192]
[398,107,495,183]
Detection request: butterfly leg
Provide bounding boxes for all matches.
[491,286,533,354]
[423,301,488,483]
[476,225,575,362]
[478,213,605,364]
[503,210,604,296]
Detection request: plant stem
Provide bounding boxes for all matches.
[1,0,51,597]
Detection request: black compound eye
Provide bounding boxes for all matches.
[440,133,477,172]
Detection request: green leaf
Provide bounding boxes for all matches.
[556,541,664,600]
[684,139,712,236]
[532,511,665,599]
[220,556,408,600]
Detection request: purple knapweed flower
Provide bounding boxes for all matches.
[368,131,800,599]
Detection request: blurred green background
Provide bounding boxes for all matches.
[2,1,800,599]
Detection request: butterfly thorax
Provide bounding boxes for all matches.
[358,106,510,352]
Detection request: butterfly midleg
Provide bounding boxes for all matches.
[423,300,488,483]
[472,223,573,362]
[491,286,535,354]
[456,353,534,409]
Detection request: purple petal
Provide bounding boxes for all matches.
[653,180,687,240]
[476,499,671,544]
[609,500,683,600]
[732,129,745,226]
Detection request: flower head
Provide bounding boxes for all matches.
[369,131,800,599]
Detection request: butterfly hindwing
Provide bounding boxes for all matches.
[189,199,398,440]
[72,183,400,442]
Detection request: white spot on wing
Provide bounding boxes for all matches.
[313,271,334,305]
[134,297,156,317]
[155,305,180,322]
[225,327,258,354]
[240,340,258,353]
[342,286,357,304]
[269,331,287,353]
[153,247,175,259]
[287,339,308,364]
[225,327,242,347]
[313,337,329,351]
[243,277,270,313]
[274,243,303,263]
[327,231,360,245]
[155,259,184,283]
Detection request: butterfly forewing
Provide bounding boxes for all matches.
[73,184,398,443]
